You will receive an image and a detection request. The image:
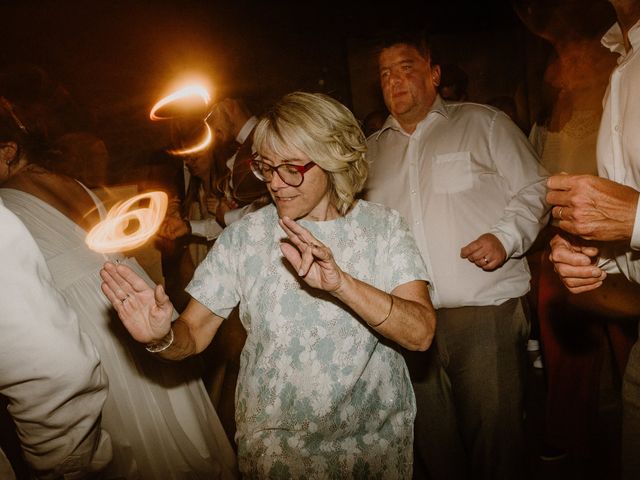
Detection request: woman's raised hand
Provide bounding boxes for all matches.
[100,261,173,343]
[278,216,345,293]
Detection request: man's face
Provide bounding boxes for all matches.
[184,151,211,180]
[379,44,440,130]
[210,104,235,145]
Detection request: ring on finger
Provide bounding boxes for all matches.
[558,207,564,220]
[120,294,129,303]
[483,257,489,264]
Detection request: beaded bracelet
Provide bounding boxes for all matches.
[145,328,174,353]
[368,294,394,328]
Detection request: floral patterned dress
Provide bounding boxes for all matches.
[187,201,429,479]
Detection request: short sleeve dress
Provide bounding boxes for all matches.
[187,201,429,479]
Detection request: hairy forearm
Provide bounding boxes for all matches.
[332,275,435,351]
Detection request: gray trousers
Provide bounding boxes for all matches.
[622,330,640,480]
[409,297,529,480]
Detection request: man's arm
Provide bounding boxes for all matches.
[487,111,552,258]
[0,203,111,479]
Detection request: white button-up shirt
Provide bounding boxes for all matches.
[597,19,640,283]
[366,97,549,308]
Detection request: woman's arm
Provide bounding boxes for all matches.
[100,262,224,360]
[333,276,435,351]
[278,217,435,351]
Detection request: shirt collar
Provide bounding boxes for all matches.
[236,116,257,144]
[373,95,449,140]
[601,18,640,58]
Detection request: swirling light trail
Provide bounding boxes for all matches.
[86,191,168,253]
[149,84,211,121]
[150,83,213,156]
[168,122,212,156]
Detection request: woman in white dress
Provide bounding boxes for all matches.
[0,89,237,479]
[101,92,437,478]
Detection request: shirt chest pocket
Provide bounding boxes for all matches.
[432,151,473,194]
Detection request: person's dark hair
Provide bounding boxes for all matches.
[439,64,469,101]
[0,95,51,167]
[375,28,437,64]
[0,65,80,168]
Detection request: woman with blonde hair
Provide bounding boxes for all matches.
[102,91,436,478]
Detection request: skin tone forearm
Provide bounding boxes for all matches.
[279,216,435,351]
[331,273,435,351]
[154,301,223,361]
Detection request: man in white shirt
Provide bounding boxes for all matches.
[0,198,111,479]
[365,30,549,479]
[546,2,640,478]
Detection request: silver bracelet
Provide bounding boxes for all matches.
[145,328,174,353]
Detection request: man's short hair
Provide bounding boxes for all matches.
[375,28,434,62]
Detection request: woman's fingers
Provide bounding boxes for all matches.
[100,266,130,303]
[279,217,327,253]
[114,263,152,292]
[100,274,121,307]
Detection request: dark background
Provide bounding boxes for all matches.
[0,0,615,181]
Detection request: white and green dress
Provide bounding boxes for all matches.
[187,201,429,479]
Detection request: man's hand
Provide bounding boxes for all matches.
[548,233,606,293]
[460,233,507,271]
[216,197,239,225]
[157,216,190,240]
[546,174,639,242]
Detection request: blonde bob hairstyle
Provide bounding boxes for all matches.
[253,91,368,215]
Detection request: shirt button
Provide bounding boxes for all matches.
[414,220,420,225]
[411,189,416,194]
[614,124,621,132]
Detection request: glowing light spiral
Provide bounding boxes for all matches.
[149,84,211,121]
[150,84,213,156]
[86,191,168,253]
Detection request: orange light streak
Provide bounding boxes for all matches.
[149,83,213,155]
[167,122,212,156]
[86,191,168,253]
[149,84,211,121]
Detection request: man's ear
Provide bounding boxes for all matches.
[431,65,442,88]
[0,142,18,165]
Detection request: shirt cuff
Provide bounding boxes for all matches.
[596,255,620,274]
[190,219,223,241]
[631,199,640,250]
[488,229,515,259]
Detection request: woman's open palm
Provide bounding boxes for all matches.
[100,261,173,343]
